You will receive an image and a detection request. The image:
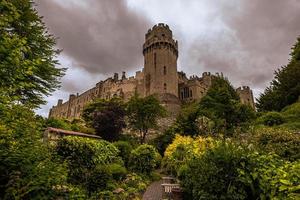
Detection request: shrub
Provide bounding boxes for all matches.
[129,144,161,174]
[45,118,72,130]
[178,141,248,200]
[56,136,121,191]
[163,135,215,175]
[86,165,112,193]
[149,127,176,156]
[238,152,300,199]
[114,141,132,167]
[257,112,284,126]
[108,163,127,181]
[251,127,300,161]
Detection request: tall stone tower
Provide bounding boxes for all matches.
[143,23,178,97]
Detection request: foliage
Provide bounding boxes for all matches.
[114,141,132,167]
[198,77,255,136]
[150,127,176,156]
[250,127,300,161]
[108,163,128,181]
[45,117,73,130]
[256,111,285,126]
[163,134,215,176]
[0,0,65,108]
[178,141,249,200]
[175,102,200,136]
[129,144,161,175]
[257,37,300,111]
[280,102,300,130]
[175,138,300,200]
[238,153,300,200]
[56,136,121,194]
[82,98,126,141]
[126,94,166,143]
[86,165,112,194]
[0,105,68,199]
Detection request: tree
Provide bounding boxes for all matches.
[257,37,300,111]
[0,105,68,199]
[126,94,166,143]
[198,77,255,135]
[82,98,126,141]
[0,0,65,108]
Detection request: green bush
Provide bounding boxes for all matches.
[179,141,248,200]
[177,139,300,199]
[150,127,175,156]
[56,136,121,193]
[114,141,132,167]
[108,163,127,181]
[86,165,112,193]
[45,117,72,130]
[251,127,300,161]
[239,152,300,199]
[129,144,161,174]
[257,112,284,126]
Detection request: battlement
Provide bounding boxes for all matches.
[202,72,211,76]
[237,86,251,91]
[146,23,171,39]
[143,23,178,57]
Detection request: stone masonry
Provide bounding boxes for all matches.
[49,23,255,119]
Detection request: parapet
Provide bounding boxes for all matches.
[237,86,251,91]
[57,99,63,106]
[202,72,211,77]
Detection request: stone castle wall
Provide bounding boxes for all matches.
[49,23,255,120]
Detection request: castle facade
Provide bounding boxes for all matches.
[49,23,255,119]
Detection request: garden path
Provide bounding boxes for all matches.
[142,179,163,200]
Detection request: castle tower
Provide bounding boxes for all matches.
[143,23,178,97]
[236,86,255,109]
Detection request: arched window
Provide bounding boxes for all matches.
[190,90,193,97]
[164,83,167,91]
[163,66,167,75]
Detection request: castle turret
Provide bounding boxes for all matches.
[143,23,178,97]
[236,86,255,109]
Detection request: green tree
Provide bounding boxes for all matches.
[198,77,255,135]
[257,37,300,111]
[82,98,126,141]
[0,105,68,199]
[126,94,166,143]
[0,0,65,108]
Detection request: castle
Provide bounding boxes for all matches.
[49,23,255,119]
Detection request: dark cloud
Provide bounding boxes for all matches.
[35,0,151,75]
[186,0,300,89]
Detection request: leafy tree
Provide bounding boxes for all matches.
[129,144,161,175]
[82,98,126,141]
[0,0,65,108]
[198,77,255,135]
[126,94,166,143]
[257,37,300,111]
[0,105,67,199]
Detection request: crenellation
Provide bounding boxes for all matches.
[49,23,255,119]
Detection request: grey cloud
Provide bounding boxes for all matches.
[35,0,151,75]
[186,0,300,90]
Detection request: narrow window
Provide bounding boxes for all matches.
[190,90,193,97]
[164,83,167,91]
[163,66,167,75]
[154,53,156,69]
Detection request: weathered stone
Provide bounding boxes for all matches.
[49,23,255,120]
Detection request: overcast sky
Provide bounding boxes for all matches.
[35,0,300,117]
